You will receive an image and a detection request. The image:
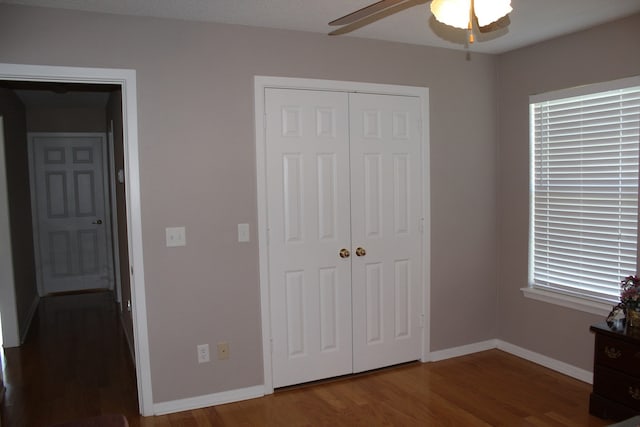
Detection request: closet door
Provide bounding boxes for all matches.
[265,89,353,388]
[349,93,423,373]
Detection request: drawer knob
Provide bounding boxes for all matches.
[605,346,622,359]
[629,387,640,400]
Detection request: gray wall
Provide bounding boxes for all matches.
[496,13,640,371]
[0,87,38,341]
[0,4,495,404]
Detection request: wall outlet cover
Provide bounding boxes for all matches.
[166,226,186,247]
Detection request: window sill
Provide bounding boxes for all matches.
[521,287,613,317]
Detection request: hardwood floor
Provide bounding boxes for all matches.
[1,291,139,426]
[1,292,611,426]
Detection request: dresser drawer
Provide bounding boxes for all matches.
[594,366,640,411]
[595,333,640,376]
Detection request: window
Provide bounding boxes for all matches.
[528,76,640,312]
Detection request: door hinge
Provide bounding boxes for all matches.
[264,113,267,130]
[419,313,425,328]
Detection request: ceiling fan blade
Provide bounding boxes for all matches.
[478,14,510,33]
[329,0,428,36]
[329,0,409,26]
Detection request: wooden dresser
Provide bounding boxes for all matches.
[590,322,640,420]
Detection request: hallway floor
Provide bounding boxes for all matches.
[1,291,139,426]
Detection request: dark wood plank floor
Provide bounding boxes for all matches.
[1,291,139,426]
[1,292,611,426]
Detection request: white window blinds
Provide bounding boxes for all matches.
[530,78,640,304]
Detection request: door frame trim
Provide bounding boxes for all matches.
[254,76,431,393]
[0,63,153,415]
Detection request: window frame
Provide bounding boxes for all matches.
[524,75,640,316]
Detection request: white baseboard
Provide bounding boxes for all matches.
[428,338,593,385]
[19,294,39,344]
[496,340,593,384]
[119,312,136,364]
[153,385,264,416]
[429,339,498,361]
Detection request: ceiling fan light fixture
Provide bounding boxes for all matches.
[474,0,512,27]
[430,0,471,29]
[430,0,512,29]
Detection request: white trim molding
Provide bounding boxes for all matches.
[153,385,265,415]
[19,295,39,344]
[496,340,593,384]
[521,287,612,317]
[429,339,498,362]
[0,63,153,415]
[428,338,593,385]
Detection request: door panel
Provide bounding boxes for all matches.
[266,89,424,387]
[350,93,423,373]
[266,89,353,388]
[30,134,113,295]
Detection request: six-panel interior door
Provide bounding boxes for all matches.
[265,88,423,388]
[29,133,113,295]
[266,89,353,388]
[349,93,423,373]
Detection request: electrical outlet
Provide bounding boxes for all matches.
[217,342,229,360]
[197,344,210,363]
[238,223,250,242]
[166,226,186,247]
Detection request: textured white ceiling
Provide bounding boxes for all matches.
[3,0,640,53]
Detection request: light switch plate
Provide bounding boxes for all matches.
[238,223,250,242]
[166,226,186,247]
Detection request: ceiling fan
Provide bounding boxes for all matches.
[329,0,512,43]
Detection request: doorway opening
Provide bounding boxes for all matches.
[0,64,152,415]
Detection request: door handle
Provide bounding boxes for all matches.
[339,248,350,258]
[92,219,103,225]
[355,247,366,257]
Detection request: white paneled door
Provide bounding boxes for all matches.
[265,88,423,388]
[266,89,353,388]
[349,93,423,373]
[29,133,113,295]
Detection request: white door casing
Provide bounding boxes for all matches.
[0,63,153,415]
[260,80,429,390]
[28,133,114,295]
[266,89,353,387]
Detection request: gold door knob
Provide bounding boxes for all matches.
[339,248,350,258]
[355,247,366,257]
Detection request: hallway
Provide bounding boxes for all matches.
[1,291,138,426]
